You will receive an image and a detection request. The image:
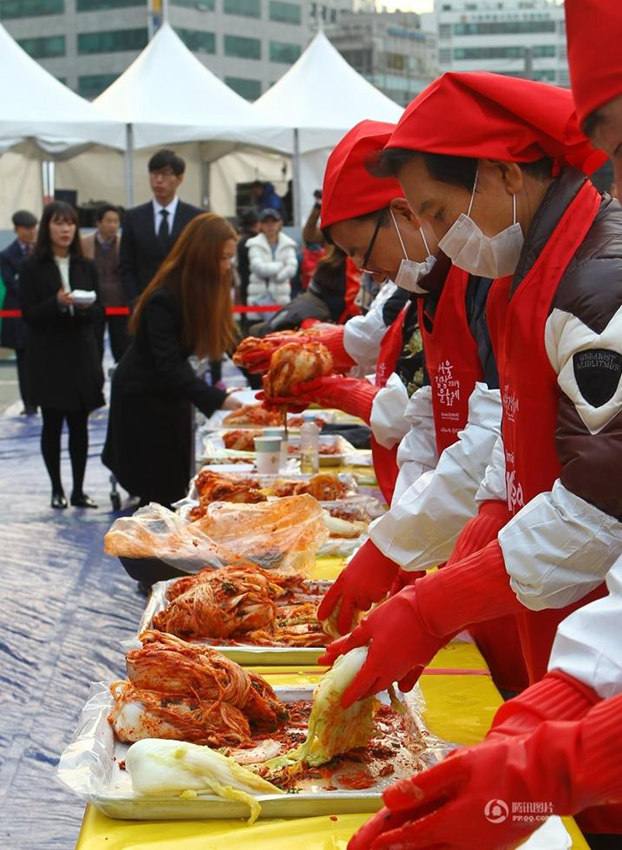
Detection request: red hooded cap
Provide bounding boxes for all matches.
[386,72,605,175]
[321,120,404,230]
[566,0,622,126]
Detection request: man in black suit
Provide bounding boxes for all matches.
[119,149,203,303]
[0,209,38,414]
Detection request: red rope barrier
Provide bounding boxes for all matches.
[0,304,282,318]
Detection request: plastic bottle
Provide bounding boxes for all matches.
[300,414,320,475]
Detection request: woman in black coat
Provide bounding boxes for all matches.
[19,201,104,509]
[102,213,242,508]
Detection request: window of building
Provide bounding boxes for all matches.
[224,34,261,59]
[454,45,554,61]
[175,28,215,53]
[438,23,451,38]
[223,0,260,17]
[439,47,452,64]
[171,0,214,8]
[339,47,373,74]
[77,28,148,54]
[386,52,406,71]
[78,73,118,98]
[76,0,143,10]
[270,40,301,63]
[269,1,301,24]
[18,34,65,58]
[226,76,261,100]
[454,19,556,35]
[0,0,63,19]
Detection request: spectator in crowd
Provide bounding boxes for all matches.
[81,203,129,364]
[102,214,243,513]
[119,149,202,304]
[250,245,351,337]
[246,208,298,322]
[249,179,283,217]
[0,210,38,415]
[19,202,104,510]
[235,208,260,306]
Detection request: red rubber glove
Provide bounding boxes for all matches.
[444,501,525,694]
[319,541,523,707]
[234,326,355,374]
[445,499,510,566]
[388,566,428,597]
[487,670,599,741]
[311,324,356,373]
[288,377,379,422]
[349,692,622,850]
[317,539,400,635]
[233,332,303,373]
[317,584,447,707]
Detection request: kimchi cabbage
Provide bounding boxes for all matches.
[126,738,282,823]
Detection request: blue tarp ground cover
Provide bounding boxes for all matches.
[0,405,148,849]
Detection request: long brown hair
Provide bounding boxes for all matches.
[129,212,237,359]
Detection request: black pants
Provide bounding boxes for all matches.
[96,314,130,364]
[15,347,36,411]
[41,407,89,495]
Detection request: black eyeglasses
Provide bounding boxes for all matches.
[360,208,386,272]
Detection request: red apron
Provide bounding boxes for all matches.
[370,303,410,503]
[487,179,608,682]
[418,265,484,454]
[418,265,525,692]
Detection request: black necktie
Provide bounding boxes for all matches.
[158,208,170,243]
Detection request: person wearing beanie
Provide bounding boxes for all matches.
[320,73,622,841]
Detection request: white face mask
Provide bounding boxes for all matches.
[390,208,437,294]
[437,167,524,279]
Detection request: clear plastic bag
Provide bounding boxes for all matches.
[104,503,250,571]
[191,494,328,574]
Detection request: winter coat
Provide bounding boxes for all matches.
[19,255,105,412]
[246,231,298,320]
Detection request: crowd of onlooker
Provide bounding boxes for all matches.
[0,147,362,512]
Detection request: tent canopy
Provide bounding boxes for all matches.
[0,24,125,154]
[94,23,290,153]
[252,31,403,154]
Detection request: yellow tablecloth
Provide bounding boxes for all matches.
[75,643,589,849]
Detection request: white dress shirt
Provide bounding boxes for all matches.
[152,196,179,235]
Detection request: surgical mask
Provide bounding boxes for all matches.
[437,168,524,279]
[390,208,436,294]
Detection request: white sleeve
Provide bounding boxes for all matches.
[498,479,622,610]
[343,281,398,373]
[370,383,502,571]
[395,385,438,469]
[369,372,410,449]
[548,555,622,699]
[474,433,507,504]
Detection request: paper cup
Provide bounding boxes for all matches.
[263,427,288,470]
[254,436,282,474]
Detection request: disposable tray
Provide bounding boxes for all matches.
[201,434,356,468]
[57,683,451,821]
[136,578,332,666]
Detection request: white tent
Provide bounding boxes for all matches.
[253,31,403,153]
[94,23,291,154]
[0,23,125,155]
[251,31,403,224]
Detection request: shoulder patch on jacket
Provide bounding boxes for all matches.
[573,348,622,407]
